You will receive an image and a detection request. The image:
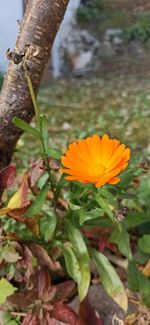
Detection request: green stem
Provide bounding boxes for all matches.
[25,70,56,211]
[25,71,41,130]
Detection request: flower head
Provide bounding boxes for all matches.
[61,134,130,188]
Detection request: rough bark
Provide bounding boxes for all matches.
[0,0,69,169]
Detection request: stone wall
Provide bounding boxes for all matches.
[56,24,147,77]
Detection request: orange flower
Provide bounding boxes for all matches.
[61,134,130,187]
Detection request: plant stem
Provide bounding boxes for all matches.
[25,70,56,210]
[25,71,41,130]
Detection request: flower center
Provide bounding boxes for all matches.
[89,163,105,178]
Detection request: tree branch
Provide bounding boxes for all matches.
[0,0,69,169]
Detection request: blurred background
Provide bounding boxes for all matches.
[0,0,150,156]
[1,0,150,78]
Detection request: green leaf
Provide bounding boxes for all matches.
[110,226,132,260]
[117,169,136,188]
[84,217,112,228]
[40,211,57,242]
[25,183,49,217]
[138,235,150,254]
[69,202,81,211]
[65,220,90,301]
[39,114,49,154]
[79,208,104,225]
[128,261,150,307]
[54,174,65,201]
[0,278,17,304]
[123,212,150,228]
[128,261,139,292]
[95,195,115,223]
[2,243,21,263]
[38,173,49,189]
[62,245,82,284]
[13,117,40,139]
[91,249,128,312]
[47,148,61,159]
[0,311,19,325]
[98,187,116,206]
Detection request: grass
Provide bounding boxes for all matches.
[14,75,150,170]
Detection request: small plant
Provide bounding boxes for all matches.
[0,66,150,324]
[123,12,150,43]
[77,0,106,24]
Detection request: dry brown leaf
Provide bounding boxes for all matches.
[142,259,150,277]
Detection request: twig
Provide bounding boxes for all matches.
[11,312,27,317]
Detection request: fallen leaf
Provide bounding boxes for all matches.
[79,297,103,325]
[142,259,150,277]
[8,174,29,209]
[28,159,44,192]
[0,164,16,200]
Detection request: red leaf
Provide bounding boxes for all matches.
[8,290,37,309]
[98,235,116,253]
[45,313,57,325]
[49,158,59,172]
[53,281,76,302]
[28,159,44,192]
[79,297,103,325]
[83,227,104,239]
[37,269,55,301]
[22,313,40,325]
[52,301,79,325]
[25,217,39,236]
[0,164,16,200]
[8,202,31,221]
[18,174,29,206]
[28,244,61,272]
[17,245,34,283]
[83,227,116,253]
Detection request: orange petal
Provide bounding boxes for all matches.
[60,134,130,187]
[106,144,126,170]
[95,166,122,187]
[101,136,115,164]
[115,148,130,169]
[108,177,120,185]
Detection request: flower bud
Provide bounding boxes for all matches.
[140,158,150,174]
